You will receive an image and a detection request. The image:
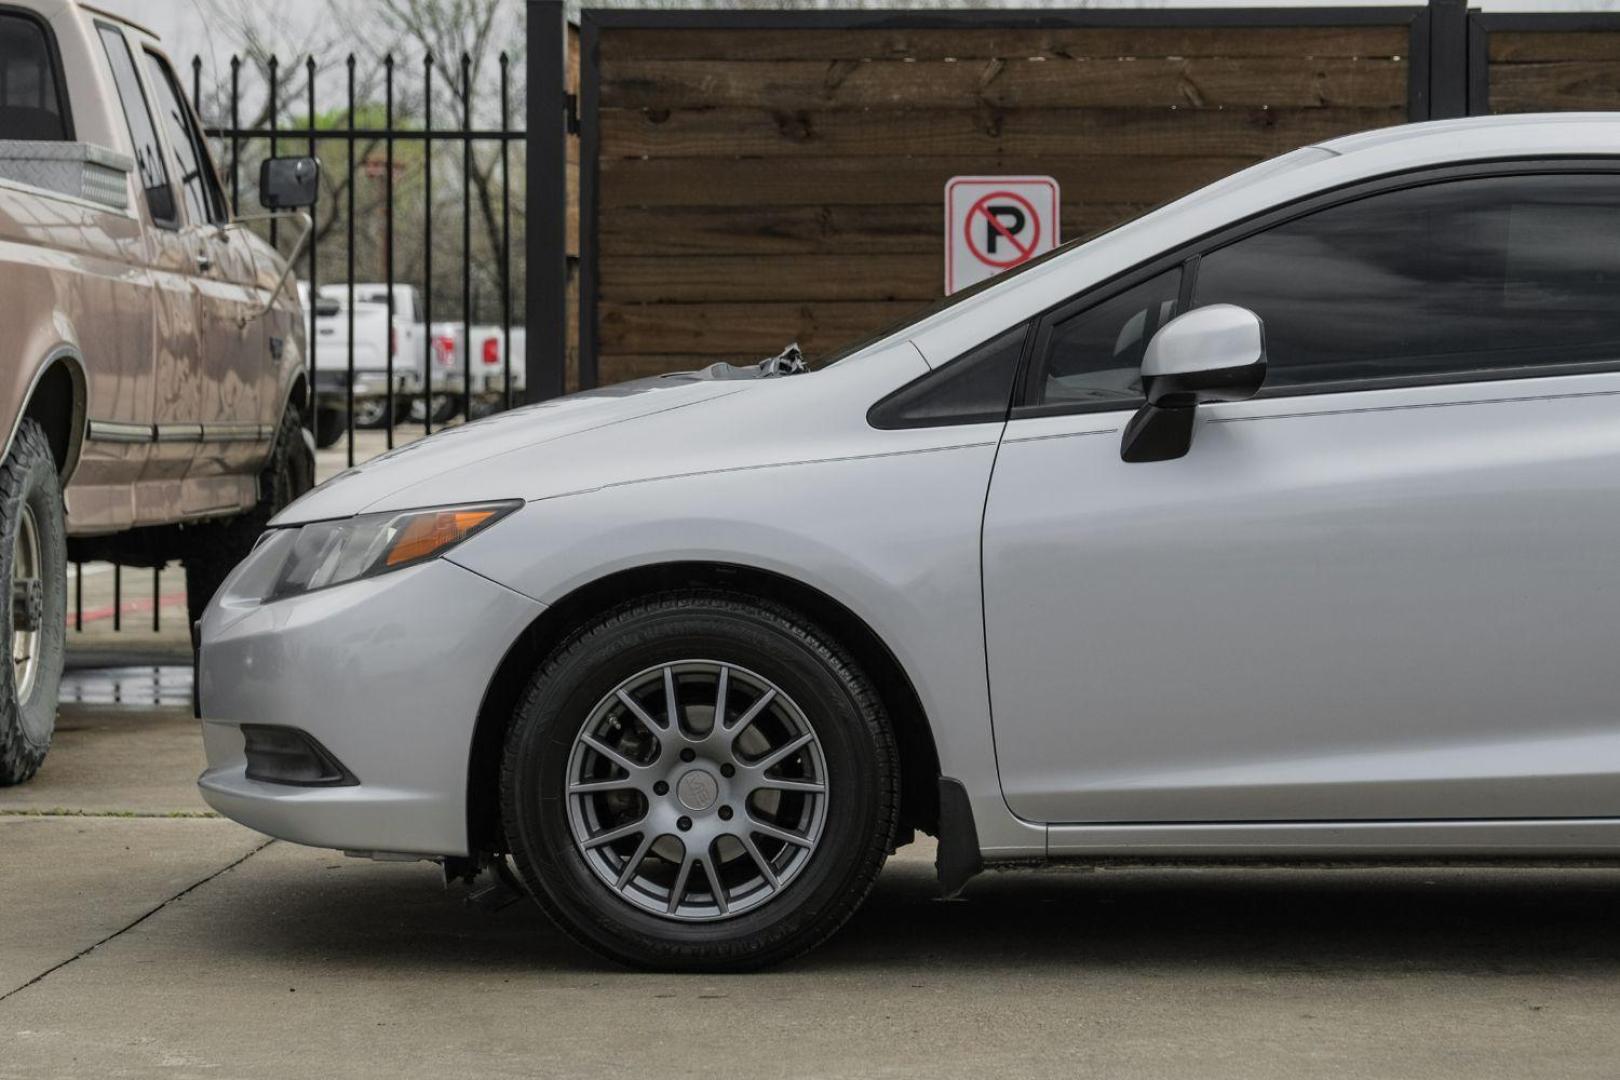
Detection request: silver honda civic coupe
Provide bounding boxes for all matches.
[199,114,1620,970]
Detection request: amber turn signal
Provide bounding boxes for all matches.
[384,508,502,567]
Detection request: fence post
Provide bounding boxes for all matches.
[526,0,568,403]
[1428,0,1470,120]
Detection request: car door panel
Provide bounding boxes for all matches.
[985,373,1620,824]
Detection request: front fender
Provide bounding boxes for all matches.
[446,435,1046,857]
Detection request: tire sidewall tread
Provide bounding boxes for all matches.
[0,419,66,786]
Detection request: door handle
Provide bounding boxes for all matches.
[195,249,214,272]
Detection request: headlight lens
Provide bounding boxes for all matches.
[266,501,519,601]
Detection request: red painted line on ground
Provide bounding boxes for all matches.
[71,592,189,626]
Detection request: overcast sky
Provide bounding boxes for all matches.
[93,0,329,69]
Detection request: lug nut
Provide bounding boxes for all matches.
[718,806,733,821]
[677,816,692,832]
[720,763,735,778]
[653,781,669,796]
[679,748,696,763]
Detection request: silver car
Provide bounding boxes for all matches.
[199,114,1620,970]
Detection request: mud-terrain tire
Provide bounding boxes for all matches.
[184,403,314,626]
[0,420,66,786]
[501,591,898,972]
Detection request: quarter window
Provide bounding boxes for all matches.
[1193,173,1620,388]
[1034,267,1181,407]
[0,11,68,139]
[97,24,175,226]
[868,323,1028,429]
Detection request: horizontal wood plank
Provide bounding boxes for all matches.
[1489,31,1620,64]
[600,154,1253,208]
[599,26,1411,63]
[598,104,1403,160]
[599,57,1408,111]
[1489,61,1620,112]
[599,300,928,354]
[602,254,942,302]
[596,202,1152,256]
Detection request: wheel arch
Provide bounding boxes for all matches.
[284,368,310,423]
[465,560,943,854]
[7,347,88,487]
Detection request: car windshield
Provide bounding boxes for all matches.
[819,145,1335,367]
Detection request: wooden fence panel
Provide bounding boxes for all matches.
[589,22,1414,383]
[1488,30,1620,113]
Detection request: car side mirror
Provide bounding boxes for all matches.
[1120,304,1266,463]
[259,156,320,210]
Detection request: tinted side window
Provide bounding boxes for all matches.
[144,51,226,224]
[97,25,175,226]
[869,324,1027,429]
[1194,173,1620,389]
[1035,267,1181,407]
[0,12,68,139]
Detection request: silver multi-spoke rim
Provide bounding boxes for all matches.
[11,503,42,701]
[565,660,829,922]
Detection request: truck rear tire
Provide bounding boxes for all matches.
[184,403,314,626]
[314,404,346,450]
[1,420,66,786]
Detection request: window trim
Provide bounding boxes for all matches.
[142,47,228,226]
[0,3,76,141]
[1012,156,1620,421]
[94,19,178,230]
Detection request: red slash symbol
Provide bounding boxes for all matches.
[965,190,1041,269]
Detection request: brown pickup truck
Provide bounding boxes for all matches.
[1,0,319,784]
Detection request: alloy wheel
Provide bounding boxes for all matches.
[565,660,829,922]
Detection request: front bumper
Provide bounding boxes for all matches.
[197,554,545,856]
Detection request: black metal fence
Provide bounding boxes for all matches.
[198,49,528,458]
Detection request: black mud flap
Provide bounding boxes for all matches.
[935,777,984,898]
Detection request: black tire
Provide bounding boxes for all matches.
[500,591,898,972]
[313,404,346,450]
[411,394,459,425]
[183,403,314,626]
[352,397,406,430]
[0,420,66,786]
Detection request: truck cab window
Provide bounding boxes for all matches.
[0,12,69,140]
[144,51,228,225]
[96,24,175,226]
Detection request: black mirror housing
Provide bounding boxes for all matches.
[1122,304,1266,464]
[259,156,320,210]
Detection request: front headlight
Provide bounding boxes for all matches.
[265,501,520,601]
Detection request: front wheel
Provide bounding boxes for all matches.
[0,420,66,786]
[500,592,898,971]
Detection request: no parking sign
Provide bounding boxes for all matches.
[945,176,1060,295]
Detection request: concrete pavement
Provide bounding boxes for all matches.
[5,694,1620,1078]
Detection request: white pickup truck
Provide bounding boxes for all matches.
[304,281,529,432]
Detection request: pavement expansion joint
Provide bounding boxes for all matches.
[0,837,275,1006]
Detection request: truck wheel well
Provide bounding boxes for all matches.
[22,357,85,483]
[287,373,309,421]
[466,562,943,854]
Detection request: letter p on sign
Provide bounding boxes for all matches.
[945,176,1060,295]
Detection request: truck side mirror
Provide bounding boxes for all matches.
[259,157,320,210]
[1120,304,1267,464]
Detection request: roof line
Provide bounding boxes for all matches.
[78,2,159,40]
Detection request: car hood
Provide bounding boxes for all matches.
[271,343,930,525]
